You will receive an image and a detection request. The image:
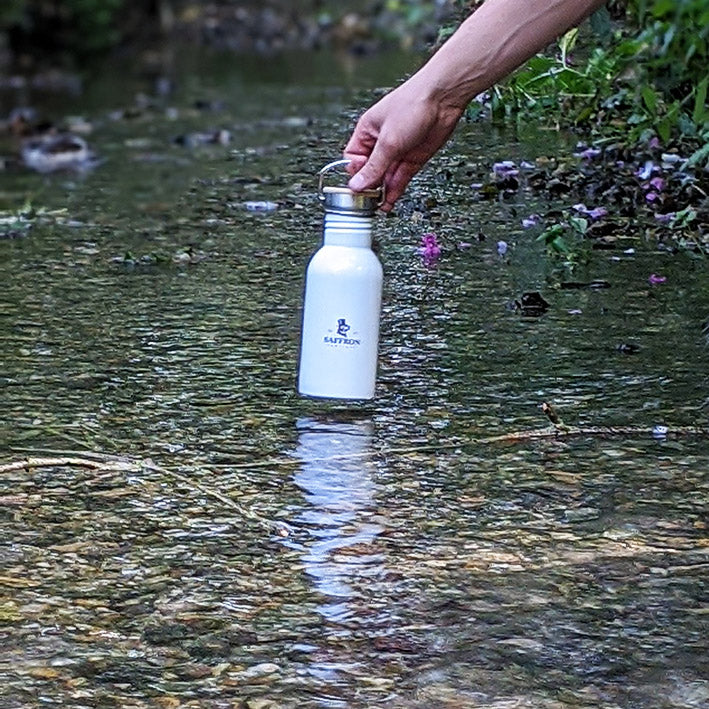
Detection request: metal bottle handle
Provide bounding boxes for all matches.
[318,159,385,207]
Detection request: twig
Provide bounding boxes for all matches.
[0,454,291,536]
[4,426,706,477]
[210,424,709,470]
[141,460,291,535]
[9,447,131,461]
[0,457,140,474]
[2,425,705,536]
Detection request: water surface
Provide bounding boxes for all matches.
[1,48,708,708]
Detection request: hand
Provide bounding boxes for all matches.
[343,78,465,211]
[343,0,604,211]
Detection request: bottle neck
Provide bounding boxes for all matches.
[322,211,373,248]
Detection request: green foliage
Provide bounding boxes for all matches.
[64,0,124,53]
[2,1,136,58]
[537,216,590,270]
[470,0,709,146]
[383,0,435,27]
[589,5,612,43]
[0,0,25,26]
[627,0,709,95]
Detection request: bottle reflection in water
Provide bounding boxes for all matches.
[292,417,384,683]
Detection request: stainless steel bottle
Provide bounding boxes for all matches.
[298,160,383,399]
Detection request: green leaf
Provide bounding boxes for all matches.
[687,142,709,169]
[537,224,564,244]
[693,77,708,125]
[657,117,671,143]
[641,85,657,115]
[575,105,595,124]
[671,208,697,229]
[569,216,589,235]
[559,28,579,66]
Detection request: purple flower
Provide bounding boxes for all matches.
[645,192,659,203]
[420,232,441,264]
[457,241,472,251]
[574,146,601,159]
[497,240,508,256]
[492,160,519,177]
[649,176,665,191]
[470,182,484,190]
[635,161,655,180]
[521,214,541,229]
[648,273,667,285]
[661,152,683,166]
[572,204,607,220]
[648,136,661,150]
[654,212,675,223]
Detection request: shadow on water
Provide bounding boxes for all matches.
[1,48,708,708]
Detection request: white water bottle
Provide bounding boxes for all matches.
[298,160,383,400]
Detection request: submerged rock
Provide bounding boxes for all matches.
[560,280,611,289]
[21,133,98,173]
[514,291,550,316]
[243,200,279,212]
[173,129,231,148]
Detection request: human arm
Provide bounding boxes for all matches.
[344,0,606,211]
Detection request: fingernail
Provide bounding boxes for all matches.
[348,173,366,191]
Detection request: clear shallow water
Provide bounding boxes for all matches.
[1,49,708,708]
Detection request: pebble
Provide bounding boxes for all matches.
[244,201,279,212]
[564,507,600,522]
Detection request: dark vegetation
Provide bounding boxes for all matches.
[2,2,706,149]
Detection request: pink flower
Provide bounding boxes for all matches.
[648,273,667,285]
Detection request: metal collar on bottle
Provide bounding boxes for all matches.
[318,159,384,216]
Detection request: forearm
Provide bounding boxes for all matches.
[344,0,605,200]
[411,0,606,109]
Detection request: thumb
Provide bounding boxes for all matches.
[347,141,392,192]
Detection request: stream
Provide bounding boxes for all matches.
[1,47,708,708]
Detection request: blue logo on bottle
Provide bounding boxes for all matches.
[324,318,361,346]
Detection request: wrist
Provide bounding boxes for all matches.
[404,63,480,115]
[408,31,491,111]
